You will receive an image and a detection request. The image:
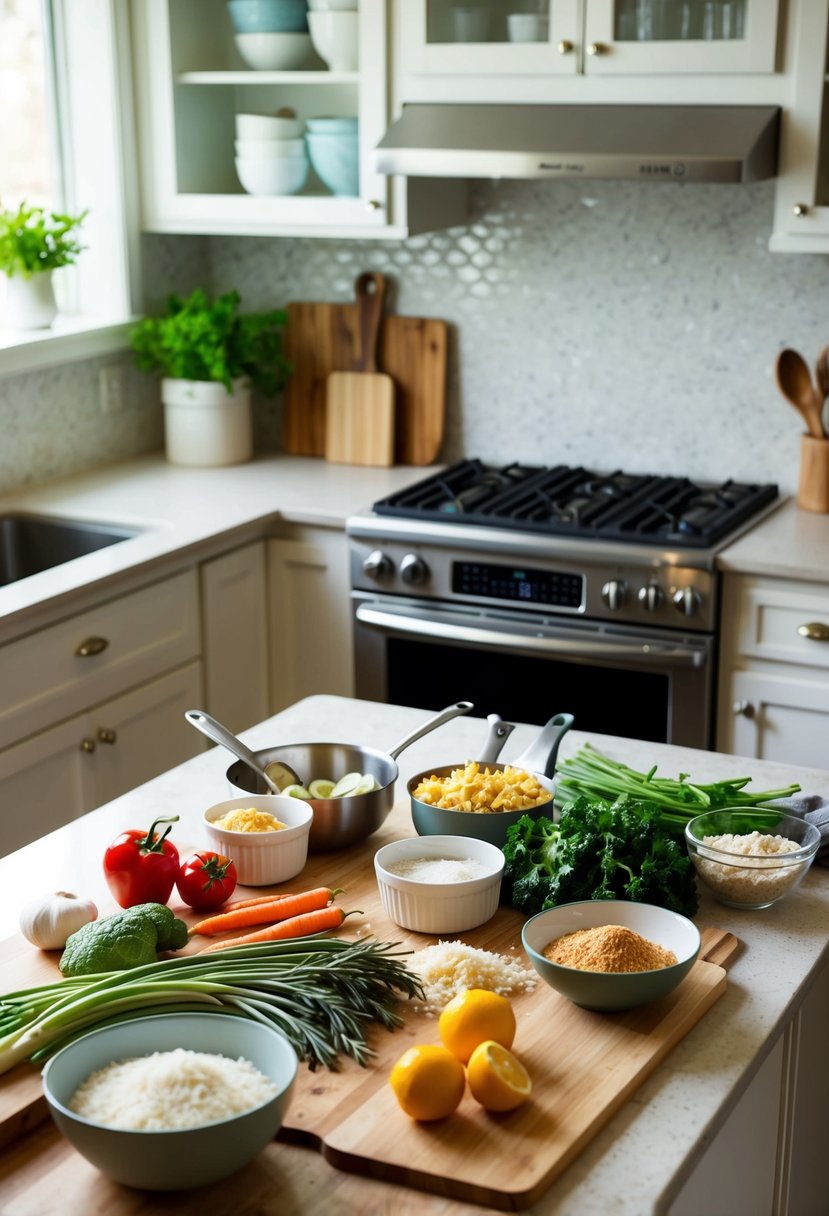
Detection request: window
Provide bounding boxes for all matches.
[0,0,139,373]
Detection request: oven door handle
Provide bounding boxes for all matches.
[355,603,708,669]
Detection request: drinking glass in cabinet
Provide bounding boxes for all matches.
[428,0,551,45]
[614,0,746,42]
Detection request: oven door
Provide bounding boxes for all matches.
[352,592,715,749]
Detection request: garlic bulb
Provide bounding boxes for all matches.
[20,891,98,950]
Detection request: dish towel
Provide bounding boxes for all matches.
[768,796,829,865]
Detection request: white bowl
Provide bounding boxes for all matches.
[235,31,313,70]
[204,794,312,885]
[374,834,504,934]
[235,154,309,196]
[308,0,357,10]
[235,112,305,139]
[307,11,358,71]
[42,1013,297,1189]
[234,136,307,158]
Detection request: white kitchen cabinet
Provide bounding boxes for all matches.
[716,573,829,766]
[397,0,779,89]
[200,540,269,733]
[0,663,203,857]
[770,0,829,253]
[129,0,465,238]
[266,527,354,712]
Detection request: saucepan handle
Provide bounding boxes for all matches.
[511,712,575,778]
[479,713,516,764]
[387,701,474,761]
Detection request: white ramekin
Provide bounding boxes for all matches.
[203,795,312,887]
[374,835,504,934]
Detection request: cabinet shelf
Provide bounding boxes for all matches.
[176,70,359,85]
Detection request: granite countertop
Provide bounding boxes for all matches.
[2,695,829,1215]
[716,497,829,583]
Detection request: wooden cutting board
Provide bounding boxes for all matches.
[325,273,395,468]
[0,829,739,1211]
[282,282,448,465]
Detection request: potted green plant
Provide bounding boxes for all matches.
[130,289,290,467]
[0,201,87,329]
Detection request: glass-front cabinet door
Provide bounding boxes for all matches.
[405,1,581,77]
[584,0,779,74]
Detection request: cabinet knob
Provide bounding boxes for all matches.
[75,636,109,658]
[587,42,607,55]
[97,727,118,745]
[792,203,809,218]
[557,39,574,54]
[80,737,96,753]
[732,700,755,719]
[798,621,829,642]
[365,199,382,212]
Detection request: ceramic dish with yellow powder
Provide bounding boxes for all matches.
[203,795,312,886]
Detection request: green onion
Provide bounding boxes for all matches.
[0,936,423,1074]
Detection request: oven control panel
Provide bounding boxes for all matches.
[452,561,584,609]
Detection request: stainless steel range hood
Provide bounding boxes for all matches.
[374,104,780,183]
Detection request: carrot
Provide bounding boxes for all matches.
[188,886,341,936]
[199,906,360,953]
[216,893,296,912]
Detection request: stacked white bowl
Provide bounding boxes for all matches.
[307,0,359,71]
[235,111,309,195]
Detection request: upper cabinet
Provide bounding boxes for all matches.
[129,0,465,238]
[396,0,780,92]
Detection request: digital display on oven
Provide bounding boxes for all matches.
[451,561,583,608]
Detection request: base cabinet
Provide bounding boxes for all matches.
[267,528,354,713]
[200,540,269,733]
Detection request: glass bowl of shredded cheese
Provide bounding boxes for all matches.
[374,835,505,934]
[522,899,701,1012]
[684,809,820,910]
[204,794,312,886]
[41,1012,297,1189]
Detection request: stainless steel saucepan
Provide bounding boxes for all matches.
[225,701,474,851]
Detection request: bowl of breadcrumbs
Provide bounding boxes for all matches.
[521,900,701,1011]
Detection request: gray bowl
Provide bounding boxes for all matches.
[408,764,555,848]
[42,1013,297,1190]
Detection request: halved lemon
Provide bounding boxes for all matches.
[466,1040,531,1112]
[389,1044,466,1121]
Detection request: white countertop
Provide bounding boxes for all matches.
[3,695,829,1215]
[717,497,829,583]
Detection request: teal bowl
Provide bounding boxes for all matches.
[522,900,701,1012]
[306,116,358,133]
[42,1013,298,1189]
[306,130,359,195]
[228,0,309,33]
[408,763,555,848]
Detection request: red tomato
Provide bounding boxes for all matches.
[176,852,238,911]
[103,815,181,909]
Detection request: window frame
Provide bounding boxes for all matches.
[0,0,140,377]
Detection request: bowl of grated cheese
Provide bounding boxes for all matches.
[684,809,820,909]
[41,1012,298,1189]
[374,835,505,934]
[204,794,312,886]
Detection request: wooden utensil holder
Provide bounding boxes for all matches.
[797,435,829,513]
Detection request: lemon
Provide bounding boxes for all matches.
[388,1044,466,1121]
[466,1040,532,1113]
[438,988,516,1064]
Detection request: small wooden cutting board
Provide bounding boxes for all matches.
[325,273,395,467]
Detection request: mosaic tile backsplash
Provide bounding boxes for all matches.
[2,178,828,495]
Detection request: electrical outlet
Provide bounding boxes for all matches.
[99,365,126,415]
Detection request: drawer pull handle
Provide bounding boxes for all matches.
[97,728,117,745]
[75,636,109,658]
[80,737,96,754]
[732,700,755,719]
[798,622,829,642]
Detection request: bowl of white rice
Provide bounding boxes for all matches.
[41,1012,298,1189]
[685,809,820,910]
[374,834,504,934]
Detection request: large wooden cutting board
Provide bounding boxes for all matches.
[282,288,448,465]
[0,828,738,1211]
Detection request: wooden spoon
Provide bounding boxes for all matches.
[816,345,829,435]
[775,348,825,438]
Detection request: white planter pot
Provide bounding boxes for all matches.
[5,273,57,330]
[162,378,253,467]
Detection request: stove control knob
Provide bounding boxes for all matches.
[362,549,394,580]
[638,583,665,612]
[601,579,627,612]
[673,586,702,617]
[400,553,429,586]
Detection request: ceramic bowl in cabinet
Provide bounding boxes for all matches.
[228,0,309,33]
[308,0,357,9]
[235,154,309,195]
[684,809,820,910]
[374,834,504,934]
[41,1013,298,1190]
[235,111,305,139]
[305,115,358,134]
[306,131,359,196]
[522,900,701,1012]
[234,31,313,70]
[307,10,358,70]
[203,793,312,885]
[234,136,307,159]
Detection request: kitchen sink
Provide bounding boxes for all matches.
[0,513,142,586]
